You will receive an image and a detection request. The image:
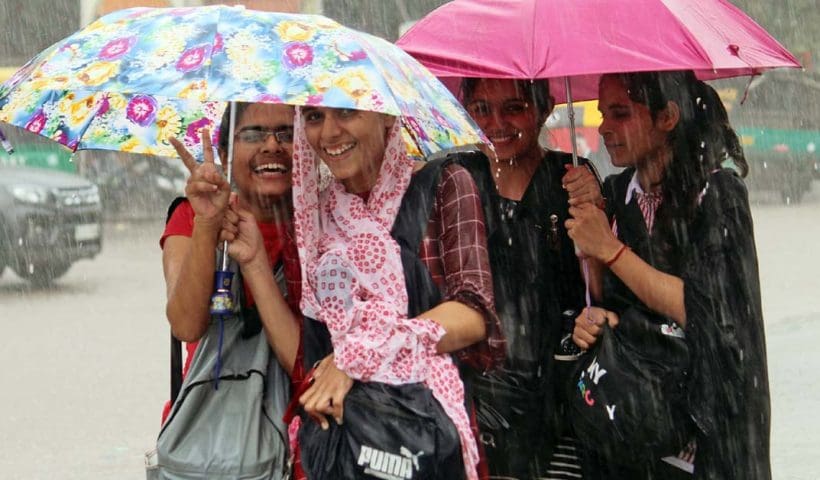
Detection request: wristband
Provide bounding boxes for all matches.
[605,244,628,267]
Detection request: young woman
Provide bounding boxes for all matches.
[223,106,504,480]
[459,77,600,479]
[566,70,771,479]
[162,102,301,381]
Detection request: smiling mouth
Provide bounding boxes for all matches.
[323,143,355,157]
[253,163,290,174]
[488,132,520,144]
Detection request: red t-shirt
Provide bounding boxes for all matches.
[159,200,302,423]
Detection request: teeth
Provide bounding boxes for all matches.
[490,135,516,142]
[323,143,355,156]
[254,163,289,174]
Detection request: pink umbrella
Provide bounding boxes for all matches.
[397,0,801,103]
[398,0,802,317]
[397,0,801,163]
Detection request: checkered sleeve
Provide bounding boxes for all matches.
[422,163,505,372]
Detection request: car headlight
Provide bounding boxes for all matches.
[11,185,52,204]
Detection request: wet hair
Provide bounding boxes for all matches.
[460,78,555,117]
[604,71,748,268]
[217,102,253,152]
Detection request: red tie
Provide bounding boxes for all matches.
[636,191,663,233]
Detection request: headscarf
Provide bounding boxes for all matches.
[291,108,479,479]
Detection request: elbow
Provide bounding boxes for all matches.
[166,304,207,342]
[471,316,488,343]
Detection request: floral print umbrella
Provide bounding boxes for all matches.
[0,5,485,159]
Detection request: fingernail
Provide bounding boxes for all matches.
[321,421,329,430]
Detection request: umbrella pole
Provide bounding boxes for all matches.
[564,77,579,168]
[210,101,237,318]
[564,76,591,323]
[220,101,237,271]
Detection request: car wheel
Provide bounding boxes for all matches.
[13,261,72,287]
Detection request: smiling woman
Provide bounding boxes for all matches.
[281,104,504,480]
[301,107,395,193]
[154,100,301,477]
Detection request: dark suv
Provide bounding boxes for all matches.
[0,165,103,285]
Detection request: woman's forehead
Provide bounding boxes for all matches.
[472,79,528,99]
[241,103,294,123]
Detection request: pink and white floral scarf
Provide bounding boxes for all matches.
[291,108,479,480]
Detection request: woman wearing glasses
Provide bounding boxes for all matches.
[161,102,302,398]
[459,78,601,479]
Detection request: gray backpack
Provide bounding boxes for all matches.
[145,261,291,480]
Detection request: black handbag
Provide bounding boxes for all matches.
[297,381,464,480]
[567,307,693,464]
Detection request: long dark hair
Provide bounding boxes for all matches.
[608,71,748,267]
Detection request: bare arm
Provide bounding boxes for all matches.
[164,131,230,341]
[163,218,222,341]
[566,202,685,326]
[607,247,685,325]
[421,301,485,354]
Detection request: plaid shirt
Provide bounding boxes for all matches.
[418,163,505,372]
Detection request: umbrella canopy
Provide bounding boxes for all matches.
[0,5,485,159]
[396,0,802,103]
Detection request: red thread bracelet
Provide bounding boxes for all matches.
[605,244,628,267]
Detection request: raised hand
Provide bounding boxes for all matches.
[220,200,266,268]
[169,129,231,230]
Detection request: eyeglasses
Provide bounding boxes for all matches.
[235,126,294,144]
[465,99,531,119]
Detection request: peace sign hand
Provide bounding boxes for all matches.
[169,129,231,231]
